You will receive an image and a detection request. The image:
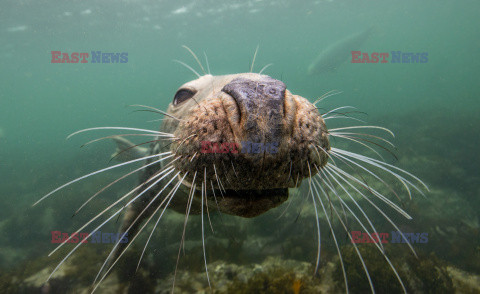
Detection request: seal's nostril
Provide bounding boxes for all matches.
[222,76,286,142]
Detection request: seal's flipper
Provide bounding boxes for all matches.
[111,136,148,162]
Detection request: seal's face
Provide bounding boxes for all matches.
[162,73,330,217]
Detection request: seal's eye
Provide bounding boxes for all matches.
[173,89,196,106]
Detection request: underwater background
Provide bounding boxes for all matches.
[0,0,479,293]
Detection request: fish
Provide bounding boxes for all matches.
[307,26,373,75]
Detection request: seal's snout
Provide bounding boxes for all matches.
[222,76,286,143]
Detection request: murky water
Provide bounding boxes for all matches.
[1,0,479,293]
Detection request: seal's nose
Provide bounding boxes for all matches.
[222,76,286,144]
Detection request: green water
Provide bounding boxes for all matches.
[1,0,479,293]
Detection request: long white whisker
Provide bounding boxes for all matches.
[329,132,396,149]
[325,166,409,293]
[313,89,343,106]
[258,63,273,75]
[182,45,206,75]
[311,176,349,293]
[328,164,417,257]
[335,148,428,191]
[332,148,427,198]
[46,168,177,283]
[81,134,175,148]
[67,127,168,139]
[173,172,197,292]
[250,45,259,73]
[34,152,172,206]
[92,171,182,292]
[322,166,385,253]
[173,59,201,78]
[315,175,375,293]
[129,104,182,122]
[203,51,211,75]
[201,181,211,288]
[136,172,188,271]
[329,126,395,138]
[307,164,322,275]
[74,154,175,216]
[49,165,176,258]
[204,168,214,233]
[329,134,386,161]
[328,151,411,219]
[322,106,357,118]
[324,115,366,123]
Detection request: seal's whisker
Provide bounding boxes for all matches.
[329,126,395,138]
[319,171,408,293]
[321,168,350,227]
[325,169,410,293]
[322,106,357,117]
[110,139,173,162]
[173,173,197,292]
[313,89,343,106]
[34,152,172,206]
[324,115,366,123]
[258,63,273,75]
[328,164,417,258]
[332,148,416,199]
[201,181,212,289]
[129,104,182,122]
[203,51,211,75]
[46,168,177,283]
[213,164,226,197]
[293,162,315,222]
[182,45,207,75]
[328,151,403,206]
[250,45,259,73]
[92,171,183,291]
[73,154,175,216]
[204,168,214,233]
[174,134,197,154]
[49,166,176,259]
[329,134,387,161]
[332,148,428,197]
[331,134,398,161]
[323,167,385,253]
[136,172,188,271]
[316,175,376,293]
[330,132,396,149]
[173,59,201,78]
[210,180,221,212]
[231,160,239,179]
[67,127,167,139]
[307,164,322,275]
[311,177,349,293]
[320,109,368,118]
[326,152,411,218]
[81,134,175,148]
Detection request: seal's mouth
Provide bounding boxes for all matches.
[210,188,288,218]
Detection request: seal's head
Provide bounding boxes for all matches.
[162,73,330,217]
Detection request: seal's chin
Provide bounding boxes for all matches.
[212,188,288,218]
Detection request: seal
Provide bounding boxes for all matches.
[36,54,428,293]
